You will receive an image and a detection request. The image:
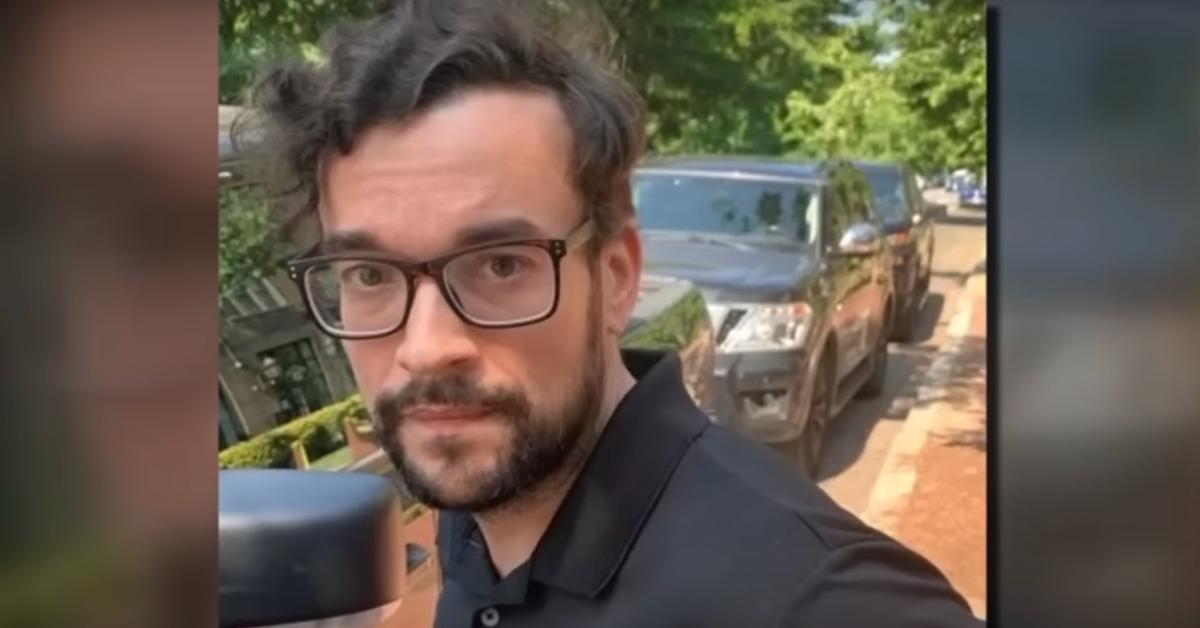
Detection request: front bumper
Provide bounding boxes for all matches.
[711,347,814,444]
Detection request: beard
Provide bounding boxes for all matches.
[372,287,606,514]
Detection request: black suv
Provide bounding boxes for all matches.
[852,161,940,341]
[632,156,894,476]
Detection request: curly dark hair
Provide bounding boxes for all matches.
[239,0,646,248]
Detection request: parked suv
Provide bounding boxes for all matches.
[852,160,940,341]
[632,156,894,476]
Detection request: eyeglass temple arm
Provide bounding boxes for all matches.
[565,218,595,251]
[281,243,323,273]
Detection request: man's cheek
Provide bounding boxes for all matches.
[343,342,390,398]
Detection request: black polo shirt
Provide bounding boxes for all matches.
[435,350,981,627]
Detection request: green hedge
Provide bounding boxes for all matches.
[219,394,369,469]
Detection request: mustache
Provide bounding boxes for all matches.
[374,373,531,426]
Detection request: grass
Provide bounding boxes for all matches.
[309,445,353,471]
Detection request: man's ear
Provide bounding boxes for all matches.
[602,222,643,337]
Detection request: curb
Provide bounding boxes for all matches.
[860,259,986,535]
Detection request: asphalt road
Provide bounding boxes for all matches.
[817,199,986,515]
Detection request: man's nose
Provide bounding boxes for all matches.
[394,278,479,375]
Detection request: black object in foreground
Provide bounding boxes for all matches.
[219,470,404,627]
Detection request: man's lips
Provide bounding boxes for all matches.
[403,404,494,424]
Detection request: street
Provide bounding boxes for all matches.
[817,199,986,514]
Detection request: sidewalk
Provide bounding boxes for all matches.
[863,269,987,618]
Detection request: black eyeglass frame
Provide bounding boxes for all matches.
[285,219,595,340]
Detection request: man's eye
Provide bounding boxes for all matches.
[483,255,525,279]
[341,263,391,287]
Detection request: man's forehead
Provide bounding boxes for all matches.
[317,87,579,256]
[324,87,574,186]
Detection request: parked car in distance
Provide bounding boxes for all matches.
[852,160,942,342]
[631,156,894,476]
[958,181,987,207]
[947,168,986,206]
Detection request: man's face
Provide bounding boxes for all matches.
[321,88,620,512]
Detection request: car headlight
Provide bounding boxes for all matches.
[720,302,812,352]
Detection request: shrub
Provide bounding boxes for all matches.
[343,395,372,426]
[219,394,364,469]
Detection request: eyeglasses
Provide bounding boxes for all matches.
[286,219,595,339]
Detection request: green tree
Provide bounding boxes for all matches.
[220,0,859,152]
[596,0,854,154]
[218,186,280,297]
[882,0,986,174]
[781,27,921,164]
[220,0,387,103]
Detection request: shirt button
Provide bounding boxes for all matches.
[480,607,500,627]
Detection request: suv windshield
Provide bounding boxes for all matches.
[861,167,909,222]
[633,172,820,244]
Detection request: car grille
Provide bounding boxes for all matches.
[715,308,747,346]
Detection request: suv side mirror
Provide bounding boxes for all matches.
[835,222,883,257]
[219,470,406,628]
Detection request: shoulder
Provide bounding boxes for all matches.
[626,423,979,626]
[656,422,881,553]
[774,538,983,627]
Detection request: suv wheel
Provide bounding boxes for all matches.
[775,352,834,478]
[857,321,889,399]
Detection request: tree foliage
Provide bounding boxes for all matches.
[219,0,983,167]
[218,186,279,297]
[598,0,854,154]
[883,0,986,174]
[219,0,387,103]
[781,24,919,164]
[219,0,857,154]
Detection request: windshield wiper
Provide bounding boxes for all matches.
[642,230,759,250]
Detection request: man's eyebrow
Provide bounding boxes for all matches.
[316,218,548,257]
[319,230,385,255]
[453,218,546,248]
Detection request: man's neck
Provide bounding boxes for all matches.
[473,358,638,577]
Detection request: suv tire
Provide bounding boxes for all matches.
[774,351,834,479]
[858,319,889,399]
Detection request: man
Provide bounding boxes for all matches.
[249,1,982,625]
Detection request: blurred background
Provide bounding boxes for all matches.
[995,1,1200,627]
[1,2,217,627]
[0,0,1195,626]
